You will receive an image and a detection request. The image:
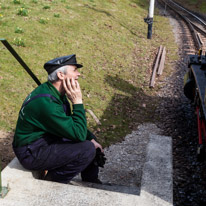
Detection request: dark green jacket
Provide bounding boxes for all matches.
[13,81,94,147]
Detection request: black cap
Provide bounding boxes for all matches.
[44,54,83,74]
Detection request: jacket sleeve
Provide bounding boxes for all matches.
[86,129,97,141]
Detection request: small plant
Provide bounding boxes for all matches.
[32,0,38,3]
[43,5,50,9]
[0,5,9,10]
[13,0,21,4]
[15,27,24,33]
[17,7,28,16]
[13,37,25,47]
[66,5,71,9]
[39,17,49,24]
[54,13,60,18]
[0,14,3,18]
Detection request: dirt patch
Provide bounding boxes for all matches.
[0,131,15,170]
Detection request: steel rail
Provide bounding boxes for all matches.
[169,0,206,27]
[165,0,206,36]
[184,16,202,50]
[188,20,206,36]
[159,0,202,50]
[197,33,203,46]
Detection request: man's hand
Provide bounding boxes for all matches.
[63,78,83,104]
[91,139,103,152]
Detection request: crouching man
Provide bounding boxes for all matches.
[13,54,103,184]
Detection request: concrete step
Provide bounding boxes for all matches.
[69,178,140,195]
[0,125,173,206]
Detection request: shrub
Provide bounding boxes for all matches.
[17,8,28,16]
[13,37,25,47]
[39,17,49,24]
[43,5,50,9]
[13,0,21,4]
[54,13,60,18]
[15,27,24,33]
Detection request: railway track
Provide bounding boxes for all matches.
[159,0,206,53]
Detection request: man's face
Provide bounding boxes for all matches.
[64,65,81,80]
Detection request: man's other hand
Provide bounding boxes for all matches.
[91,139,103,152]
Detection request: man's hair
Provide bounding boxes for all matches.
[48,66,68,82]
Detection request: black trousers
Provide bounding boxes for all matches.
[13,136,99,184]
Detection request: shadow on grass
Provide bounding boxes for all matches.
[93,75,159,147]
[91,59,194,204]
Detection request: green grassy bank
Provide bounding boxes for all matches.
[0,0,178,147]
[174,0,206,14]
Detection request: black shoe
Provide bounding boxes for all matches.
[44,173,53,181]
[82,178,102,184]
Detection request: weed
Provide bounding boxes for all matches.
[15,27,24,33]
[31,0,38,3]
[39,17,49,24]
[65,5,71,9]
[43,5,50,9]
[17,8,28,16]
[0,5,10,10]
[13,0,21,4]
[54,13,60,18]
[13,37,25,47]
[0,14,3,18]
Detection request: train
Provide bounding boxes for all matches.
[184,52,206,161]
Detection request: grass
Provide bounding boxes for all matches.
[174,0,206,14]
[0,0,178,147]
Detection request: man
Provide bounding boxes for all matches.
[13,54,103,184]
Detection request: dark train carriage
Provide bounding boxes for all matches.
[184,53,206,161]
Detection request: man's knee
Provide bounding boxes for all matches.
[81,140,96,162]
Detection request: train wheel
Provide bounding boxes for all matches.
[197,144,205,162]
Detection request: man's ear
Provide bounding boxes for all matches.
[57,71,65,80]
